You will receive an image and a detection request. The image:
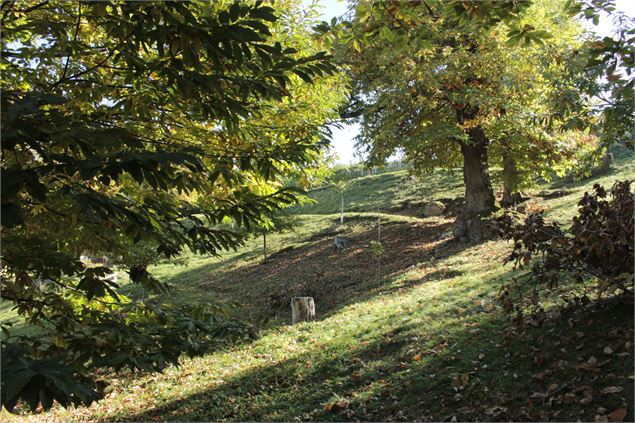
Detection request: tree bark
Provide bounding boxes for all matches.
[462,129,495,215]
[263,233,267,260]
[340,192,344,224]
[291,297,315,324]
[599,151,613,173]
[501,152,521,207]
[455,127,496,242]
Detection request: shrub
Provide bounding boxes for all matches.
[497,180,634,317]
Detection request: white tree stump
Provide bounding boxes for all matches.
[291,297,315,324]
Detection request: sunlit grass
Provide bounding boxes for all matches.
[3,157,634,422]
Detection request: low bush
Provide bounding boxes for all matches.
[497,180,634,319]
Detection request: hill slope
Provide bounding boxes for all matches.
[5,158,635,422]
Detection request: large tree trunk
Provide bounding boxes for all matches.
[501,152,521,207]
[455,127,496,242]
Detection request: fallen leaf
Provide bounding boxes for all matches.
[604,346,614,355]
[532,372,545,381]
[324,399,349,412]
[563,392,576,403]
[547,383,559,392]
[412,354,422,361]
[478,353,485,360]
[601,386,624,394]
[580,396,593,405]
[588,356,598,365]
[485,406,508,416]
[574,385,593,395]
[608,408,627,422]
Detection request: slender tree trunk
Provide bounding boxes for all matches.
[455,127,496,242]
[263,233,267,260]
[501,152,521,207]
[340,192,344,224]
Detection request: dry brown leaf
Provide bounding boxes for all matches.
[574,384,593,394]
[532,372,545,381]
[601,386,624,394]
[547,383,559,393]
[562,393,576,403]
[608,408,627,422]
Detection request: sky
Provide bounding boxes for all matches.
[304,0,635,164]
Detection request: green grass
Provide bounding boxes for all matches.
[292,168,465,215]
[3,157,635,422]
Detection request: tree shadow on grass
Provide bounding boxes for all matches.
[195,216,478,322]
[97,275,491,422]
[101,270,634,422]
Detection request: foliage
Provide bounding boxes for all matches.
[1,0,343,412]
[498,180,634,316]
[326,0,595,241]
[115,240,164,271]
[564,0,635,148]
[17,159,635,422]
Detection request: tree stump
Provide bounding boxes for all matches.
[291,297,315,324]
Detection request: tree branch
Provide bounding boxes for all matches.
[59,3,82,83]
[52,14,147,88]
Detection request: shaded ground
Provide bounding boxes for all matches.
[106,299,635,422]
[199,215,457,321]
[4,157,634,422]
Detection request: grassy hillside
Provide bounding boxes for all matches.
[3,157,635,422]
[290,168,464,215]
